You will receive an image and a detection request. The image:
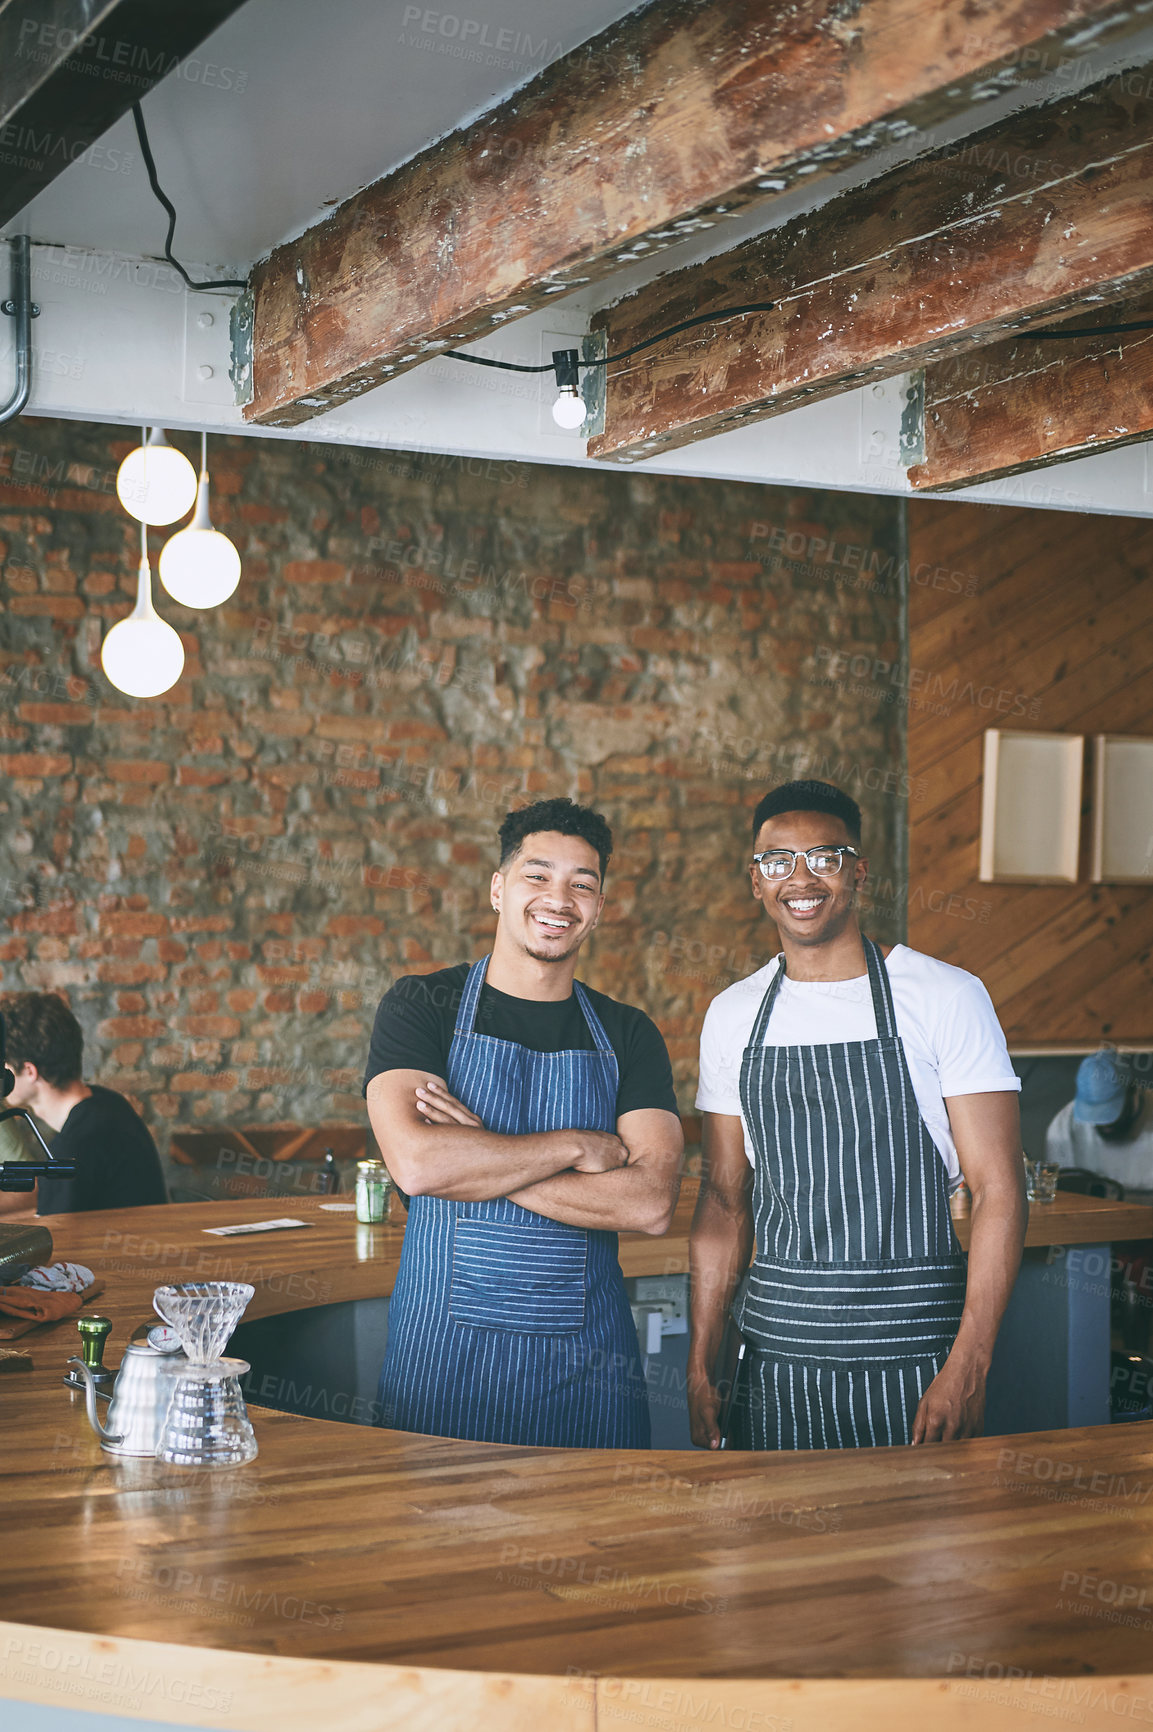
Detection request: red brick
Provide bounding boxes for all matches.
[227,989,258,1013]
[97,1016,167,1039]
[262,990,294,1013]
[11,907,77,936]
[117,991,147,1013]
[325,916,383,937]
[105,760,170,784]
[17,703,93,726]
[7,595,86,618]
[282,559,346,585]
[171,1072,237,1092]
[176,766,237,787]
[388,719,447,742]
[0,753,71,777]
[99,912,169,937]
[157,939,188,962]
[182,1015,241,1038]
[298,990,330,1014]
[0,938,29,960]
[170,915,232,934]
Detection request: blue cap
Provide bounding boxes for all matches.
[1073,1053,1128,1126]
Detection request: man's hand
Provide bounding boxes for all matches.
[414,1078,483,1128]
[687,1364,723,1450]
[911,1350,987,1443]
[568,1131,629,1174]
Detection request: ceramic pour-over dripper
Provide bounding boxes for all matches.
[151,1282,258,1468]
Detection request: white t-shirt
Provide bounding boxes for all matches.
[1045,1095,1153,1193]
[695,944,1020,1186]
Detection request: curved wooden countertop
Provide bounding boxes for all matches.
[4,1191,1153,1732]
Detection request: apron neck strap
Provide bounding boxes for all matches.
[454,956,490,1037]
[862,936,898,1038]
[453,960,615,1057]
[748,937,895,1042]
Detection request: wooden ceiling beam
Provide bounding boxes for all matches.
[588,78,1153,463]
[241,0,1153,428]
[0,0,251,224]
[907,292,1153,490]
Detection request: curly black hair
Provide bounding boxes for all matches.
[751,779,862,846]
[0,991,85,1088]
[498,797,613,882]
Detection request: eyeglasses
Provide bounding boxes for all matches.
[751,846,861,881]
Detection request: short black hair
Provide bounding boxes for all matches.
[0,991,84,1088]
[751,780,862,846]
[498,798,613,883]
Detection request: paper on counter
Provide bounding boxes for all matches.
[202,1218,312,1237]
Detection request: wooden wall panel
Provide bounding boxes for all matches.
[907,500,1153,1046]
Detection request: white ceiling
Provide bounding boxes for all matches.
[7,0,1153,515]
[13,0,641,269]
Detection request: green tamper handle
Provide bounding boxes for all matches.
[76,1315,113,1374]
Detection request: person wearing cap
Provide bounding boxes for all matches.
[688,779,1027,1451]
[1045,1054,1153,1198]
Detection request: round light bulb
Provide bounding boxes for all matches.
[116,428,198,525]
[100,551,186,697]
[551,387,587,430]
[159,475,241,608]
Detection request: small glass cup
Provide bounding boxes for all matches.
[1026,1161,1061,1204]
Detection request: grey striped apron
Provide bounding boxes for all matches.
[735,937,966,1449]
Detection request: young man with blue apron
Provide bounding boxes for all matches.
[364,798,683,1449]
[689,780,1026,1450]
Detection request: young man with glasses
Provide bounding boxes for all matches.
[688,779,1025,1451]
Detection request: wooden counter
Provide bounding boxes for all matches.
[3,1192,1153,1732]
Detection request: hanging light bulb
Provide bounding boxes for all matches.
[116,425,198,525]
[159,432,241,608]
[550,348,587,429]
[101,524,186,698]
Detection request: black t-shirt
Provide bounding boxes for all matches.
[363,964,678,1119]
[37,1085,168,1216]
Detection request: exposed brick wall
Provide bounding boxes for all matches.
[0,418,905,1154]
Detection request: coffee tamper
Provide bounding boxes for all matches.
[64,1315,116,1394]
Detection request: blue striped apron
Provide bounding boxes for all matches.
[735,937,967,1449]
[376,956,650,1448]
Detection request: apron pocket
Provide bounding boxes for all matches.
[450,1218,587,1333]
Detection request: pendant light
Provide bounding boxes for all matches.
[116,425,198,525]
[100,522,186,697]
[550,348,587,428]
[159,432,241,608]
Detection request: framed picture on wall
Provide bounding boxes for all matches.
[979,729,1083,884]
[1091,735,1153,884]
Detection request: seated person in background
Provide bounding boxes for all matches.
[0,991,167,1216]
[1045,1052,1153,1199]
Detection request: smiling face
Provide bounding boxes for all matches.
[750,809,867,951]
[491,831,605,965]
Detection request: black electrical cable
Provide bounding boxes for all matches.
[444,301,778,374]
[1017,320,1153,340]
[130,102,247,293]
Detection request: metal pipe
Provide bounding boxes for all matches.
[0,236,38,425]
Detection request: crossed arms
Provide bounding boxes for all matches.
[365,1069,683,1235]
